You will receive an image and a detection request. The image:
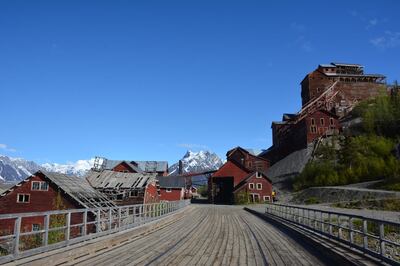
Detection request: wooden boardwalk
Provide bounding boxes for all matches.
[63,205,326,266]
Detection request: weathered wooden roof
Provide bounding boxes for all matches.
[1,171,115,209]
[104,160,168,173]
[157,176,187,188]
[86,170,157,189]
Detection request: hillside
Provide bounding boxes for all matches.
[293,91,400,191]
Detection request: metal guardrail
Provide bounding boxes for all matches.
[0,200,190,263]
[264,203,400,266]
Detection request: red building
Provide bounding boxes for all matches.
[233,172,273,203]
[0,171,114,235]
[261,62,387,165]
[157,176,191,201]
[301,63,386,116]
[264,109,341,163]
[209,159,273,204]
[226,147,270,173]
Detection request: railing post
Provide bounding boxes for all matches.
[338,215,342,239]
[83,210,87,236]
[379,222,385,257]
[96,209,101,233]
[108,208,112,231]
[118,207,122,229]
[14,216,21,256]
[328,213,333,236]
[320,212,324,232]
[44,214,50,246]
[139,205,142,224]
[349,217,354,245]
[66,212,71,242]
[363,219,368,249]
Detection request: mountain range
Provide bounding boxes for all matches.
[0,150,224,183]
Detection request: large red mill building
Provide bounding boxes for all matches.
[261,62,387,164]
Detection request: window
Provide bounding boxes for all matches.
[32,224,40,231]
[116,194,123,201]
[17,194,30,203]
[130,190,138,197]
[40,182,48,190]
[31,181,48,191]
[166,188,172,192]
[31,181,40,190]
[248,183,255,189]
[330,118,334,125]
[256,172,262,178]
[256,183,262,190]
[310,126,317,133]
[320,118,325,126]
[311,118,315,125]
[263,196,270,202]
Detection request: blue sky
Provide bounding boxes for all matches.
[0,0,399,164]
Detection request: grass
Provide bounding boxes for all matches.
[333,198,400,212]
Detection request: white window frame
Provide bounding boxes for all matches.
[248,183,255,189]
[256,183,262,190]
[31,181,40,191]
[256,172,262,178]
[166,188,172,193]
[263,196,270,202]
[17,193,30,203]
[31,181,48,191]
[40,182,48,191]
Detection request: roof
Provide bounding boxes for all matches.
[104,160,167,173]
[323,72,385,78]
[319,64,336,68]
[233,172,271,192]
[244,149,263,156]
[227,146,264,157]
[136,161,168,172]
[331,62,363,67]
[157,176,187,188]
[282,113,297,121]
[86,170,157,189]
[41,171,115,208]
[0,183,13,194]
[1,171,115,209]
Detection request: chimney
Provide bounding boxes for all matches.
[178,160,183,175]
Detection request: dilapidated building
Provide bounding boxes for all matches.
[86,170,160,205]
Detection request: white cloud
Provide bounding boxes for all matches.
[178,143,209,150]
[290,22,313,53]
[370,31,400,49]
[0,143,16,152]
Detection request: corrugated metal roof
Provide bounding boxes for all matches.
[86,170,157,189]
[157,176,187,188]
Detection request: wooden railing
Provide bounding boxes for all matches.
[0,200,190,263]
[264,203,400,266]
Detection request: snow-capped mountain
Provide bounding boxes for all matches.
[0,155,43,182]
[41,159,95,177]
[168,150,224,176]
[0,155,93,183]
